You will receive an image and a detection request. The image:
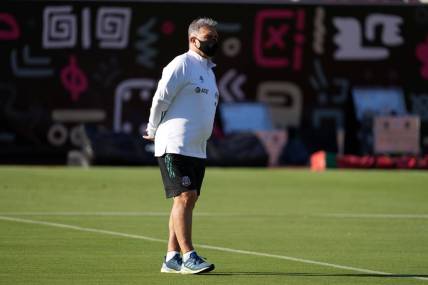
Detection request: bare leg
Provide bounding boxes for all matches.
[171,191,198,253]
[167,211,180,252]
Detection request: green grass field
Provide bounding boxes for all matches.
[0,167,427,285]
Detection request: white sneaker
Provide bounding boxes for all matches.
[180,252,215,274]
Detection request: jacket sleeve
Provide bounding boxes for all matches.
[146,58,188,137]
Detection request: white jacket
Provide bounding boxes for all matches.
[146,50,219,158]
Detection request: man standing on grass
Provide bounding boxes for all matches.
[143,17,219,274]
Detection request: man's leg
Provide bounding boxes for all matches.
[171,190,198,253]
[172,190,214,274]
[161,194,194,274]
[160,210,183,273]
[167,211,180,252]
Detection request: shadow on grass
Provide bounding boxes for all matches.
[203,272,428,279]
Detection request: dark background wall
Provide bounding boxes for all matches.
[1,1,428,163]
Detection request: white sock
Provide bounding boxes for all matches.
[183,250,196,262]
[166,251,180,262]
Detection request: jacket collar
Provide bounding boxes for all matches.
[188,49,216,69]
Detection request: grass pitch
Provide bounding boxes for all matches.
[0,167,427,285]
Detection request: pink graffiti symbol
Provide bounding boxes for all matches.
[161,20,175,36]
[416,36,428,80]
[61,55,88,102]
[265,24,289,49]
[253,9,305,70]
[0,13,20,40]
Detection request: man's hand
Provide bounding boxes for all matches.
[143,135,155,141]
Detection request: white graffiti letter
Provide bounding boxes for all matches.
[43,6,77,48]
[114,78,156,134]
[334,15,403,61]
[97,7,131,49]
[333,18,387,60]
[366,14,403,46]
[257,81,302,128]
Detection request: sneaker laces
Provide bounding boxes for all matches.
[193,254,207,265]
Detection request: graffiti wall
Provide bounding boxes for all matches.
[1,2,428,163]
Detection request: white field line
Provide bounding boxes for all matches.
[1,212,428,219]
[0,212,168,216]
[0,212,246,217]
[0,215,427,281]
[321,213,428,219]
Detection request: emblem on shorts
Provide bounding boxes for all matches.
[195,87,201,93]
[181,176,191,187]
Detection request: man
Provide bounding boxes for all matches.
[143,18,219,274]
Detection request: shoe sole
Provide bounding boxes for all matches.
[160,263,181,274]
[180,264,215,275]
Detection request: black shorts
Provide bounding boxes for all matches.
[157,153,206,198]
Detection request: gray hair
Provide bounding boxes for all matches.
[188,18,217,38]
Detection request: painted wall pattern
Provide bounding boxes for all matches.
[1,2,428,161]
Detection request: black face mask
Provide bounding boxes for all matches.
[196,38,218,57]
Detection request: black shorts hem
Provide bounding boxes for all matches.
[164,187,200,199]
